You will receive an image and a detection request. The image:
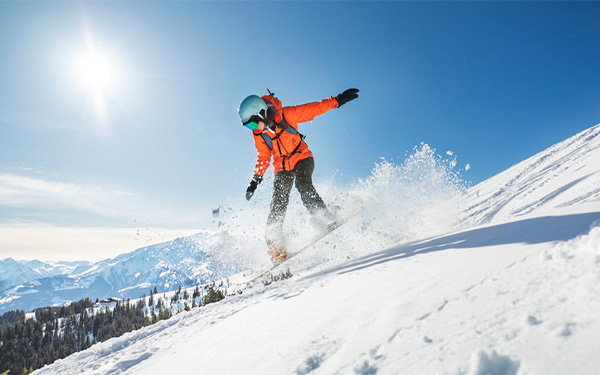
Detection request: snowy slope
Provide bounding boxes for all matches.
[34,124,600,375]
[459,124,600,225]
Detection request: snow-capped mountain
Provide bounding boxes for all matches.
[0,258,92,295]
[32,123,600,375]
[0,232,241,314]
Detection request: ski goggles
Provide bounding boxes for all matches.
[242,113,265,130]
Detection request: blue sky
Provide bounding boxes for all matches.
[1,1,599,261]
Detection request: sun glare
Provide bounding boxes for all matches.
[73,44,118,119]
[75,49,116,92]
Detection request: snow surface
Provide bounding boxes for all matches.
[34,124,600,375]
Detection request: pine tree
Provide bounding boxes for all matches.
[204,286,225,305]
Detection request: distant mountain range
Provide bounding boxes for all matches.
[0,231,240,314]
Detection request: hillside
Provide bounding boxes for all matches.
[459,124,600,224]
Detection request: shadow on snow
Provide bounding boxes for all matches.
[308,212,600,279]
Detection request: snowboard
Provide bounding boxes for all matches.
[241,209,362,284]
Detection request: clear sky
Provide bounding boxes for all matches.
[1,1,599,261]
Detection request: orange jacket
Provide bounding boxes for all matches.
[252,97,339,176]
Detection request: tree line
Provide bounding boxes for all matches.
[0,284,226,375]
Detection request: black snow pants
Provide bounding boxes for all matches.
[265,157,327,246]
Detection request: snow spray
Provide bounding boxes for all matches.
[202,143,468,274]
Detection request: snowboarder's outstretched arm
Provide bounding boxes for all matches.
[283,88,359,124]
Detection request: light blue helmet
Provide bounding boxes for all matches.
[238,95,267,124]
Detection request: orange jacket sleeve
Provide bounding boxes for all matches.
[281,97,339,124]
[252,130,272,177]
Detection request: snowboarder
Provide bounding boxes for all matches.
[238,88,359,264]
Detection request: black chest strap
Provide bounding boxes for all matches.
[257,118,305,154]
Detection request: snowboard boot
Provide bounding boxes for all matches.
[311,208,339,232]
[268,244,288,265]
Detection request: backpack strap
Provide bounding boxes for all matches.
[255,114,306,156]
[256,132,273,151]
[278,115,305,140]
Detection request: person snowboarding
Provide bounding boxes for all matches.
[238,88,359,265]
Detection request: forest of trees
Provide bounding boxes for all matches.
[0,311,25,329]
[0,284,226,375]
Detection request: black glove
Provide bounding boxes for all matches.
[335,88,359,107]
[245,175,263,201]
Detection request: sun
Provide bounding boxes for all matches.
[75,48,117,93]
[73,43,119,119]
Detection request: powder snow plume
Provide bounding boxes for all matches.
[206,143,468,273]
